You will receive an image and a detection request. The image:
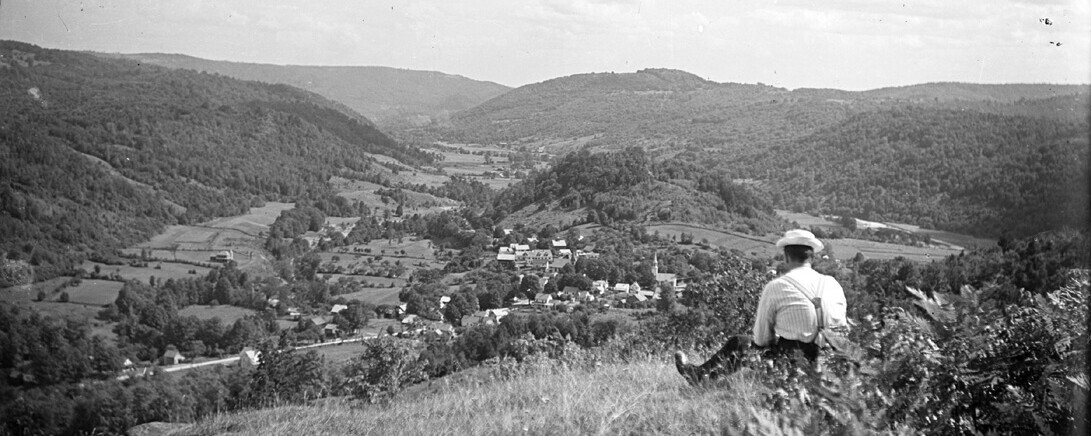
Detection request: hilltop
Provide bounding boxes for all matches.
[0,41,427,281]
[100,53,511,126]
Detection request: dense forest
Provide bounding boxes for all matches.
[0,41,430,282]
[721,107,1089,237]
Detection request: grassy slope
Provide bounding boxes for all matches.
[166,357,776,435]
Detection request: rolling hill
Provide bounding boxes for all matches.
[0,41,427,282]
[100,53,511,127]
[441,69,1089,238]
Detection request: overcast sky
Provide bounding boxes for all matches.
[1,0,1088,90]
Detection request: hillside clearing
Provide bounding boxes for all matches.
[178,305,258,325]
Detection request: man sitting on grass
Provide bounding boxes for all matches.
[675,229,849,385]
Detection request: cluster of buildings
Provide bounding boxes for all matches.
[495,238,600,272]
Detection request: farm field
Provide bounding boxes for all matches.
[646,223,780,258]
[330,176,460,217]
[336,287,402,307]
[82,260,210,284]
[775,209,841,230]
[178,305,258,325]
[63,280,125,306]
[129,202,292,277]
[646,222,964,262]
[828,238,960,262]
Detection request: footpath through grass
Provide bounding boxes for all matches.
[170,356,770,435]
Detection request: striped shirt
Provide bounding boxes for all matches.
[752,265,847,347]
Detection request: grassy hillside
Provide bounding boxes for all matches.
[0,41,427,281]
[158,357,782,436]
[103,53,511,126]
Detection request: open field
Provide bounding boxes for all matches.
[178,305,257,325]
[646,223,780,258]
[64,280,125,306]
[82,260,210,283]
[646,222,963,262]
[336,287,402,307]
[130,202,291,277]
[330,176,460,217]
[827,238,959,262]
[775,209,841,230]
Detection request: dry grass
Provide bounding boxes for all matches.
[172,356,767,436]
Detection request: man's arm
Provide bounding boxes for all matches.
[752,282,776,346]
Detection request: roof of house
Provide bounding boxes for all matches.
[552,239,567,247]
[561,286,580,295]
[534,293,553,303]
[240,348,261,365]
[498,252,516,261]
[401,314,419,324]
[613,283,630,292]
[163,349,183,359]
[324,323,340,331]
[330,304,348,313]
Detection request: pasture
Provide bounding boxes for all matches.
[827,238,959,262]
[775,209,841,230]
[178,305,257,325]
[646,223,780,258]
[82,260,210,284]
[131,202,291,277]
[336,287,402,307]
[64,280,124,306]
[330,176,460,217]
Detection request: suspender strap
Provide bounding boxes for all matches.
[781,275,826,336]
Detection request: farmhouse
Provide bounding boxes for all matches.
[209,250,234,262]
[238,347,261,368]
[534,293,554,305]
[330,304,348,314]
[592,280,609,294]
[551,239,567,248]
[161,349,185,366]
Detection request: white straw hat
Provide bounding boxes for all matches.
[775,229,824,253]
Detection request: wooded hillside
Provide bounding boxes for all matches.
[0,41,426,281]
[102,53,511,126]
[439,69,1089,238]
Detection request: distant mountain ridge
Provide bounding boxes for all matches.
[443,68,1089,238]
[98,53,511,126]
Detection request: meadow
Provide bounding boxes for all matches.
[166,355,778,435]
[177,305,258,325]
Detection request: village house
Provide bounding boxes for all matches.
[576,250,599,259]
[576,290,595,302]
[238,347,261,368]
[324,323,341,337]
[613,283,630,293]
[161,349,185,366]
[560,286,579,296]
[533,293,553,305]
[209,250,234,263]
[551,239,567,249]
[592,280,609,294]
[330,304,348,314]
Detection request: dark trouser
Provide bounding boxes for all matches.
[698,335,819,379]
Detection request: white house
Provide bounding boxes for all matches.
[239,347,261,368]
